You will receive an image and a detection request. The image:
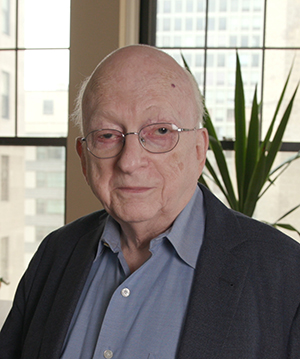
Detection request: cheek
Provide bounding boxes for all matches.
[85,160,111,198]
[163,143,200,185]
[168,152,185,174]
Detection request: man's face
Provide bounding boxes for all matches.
[77,48,208,230]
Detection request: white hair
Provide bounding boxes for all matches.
[70,76,91,135]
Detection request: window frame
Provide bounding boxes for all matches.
[0,1,68,221]
[139,0,300,153]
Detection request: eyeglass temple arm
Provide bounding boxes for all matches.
[178,127,197,132]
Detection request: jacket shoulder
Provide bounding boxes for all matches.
[200,183,300,260]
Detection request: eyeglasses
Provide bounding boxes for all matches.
[81,122,197,159]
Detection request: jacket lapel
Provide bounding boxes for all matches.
[177,185,251,358]
[38,220,106,359]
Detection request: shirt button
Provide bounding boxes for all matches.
[103,349,113,359]
[121,287,131,297]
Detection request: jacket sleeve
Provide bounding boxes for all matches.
[0,211,105,359]
[288,301,300,359]
[0,236,50,359]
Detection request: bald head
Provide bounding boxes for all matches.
[72,45,204,134]
[75,45,209,233]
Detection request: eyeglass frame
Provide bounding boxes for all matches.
[80,122,199,159]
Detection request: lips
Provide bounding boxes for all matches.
[117,186,153,193]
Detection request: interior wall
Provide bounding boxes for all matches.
[66,0,121,223]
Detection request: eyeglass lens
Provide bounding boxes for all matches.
[85,123,180,159]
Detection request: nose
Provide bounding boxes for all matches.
[116,132,147,173]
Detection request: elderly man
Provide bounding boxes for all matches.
[1,45,300,359]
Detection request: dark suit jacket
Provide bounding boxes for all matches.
[1,184,300,358]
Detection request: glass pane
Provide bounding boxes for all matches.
[207,0,264,47]
[18,0,71,48]
[205,49,262,140]
[0,0,16,49]
[265,0,300,47]
[156,0,207,47]
[205,150,300,243]
[0,51,16,136]
[254,152,300,243]
[0,146,65,302]
[262,50,300,142]
[17,50,69,137]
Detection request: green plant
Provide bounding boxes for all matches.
[182,53,300,235]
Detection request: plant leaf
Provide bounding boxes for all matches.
[180,52,237,207]
[260,60,294,156]
[243,86,259,201]
[260,151,300,198]
[244,82,299,217]
[272,223,300,236]
[273,203,300,224]
[208,136,238,209]
[263,84,299,180]
[198,173,210,188]
[234,53,246,210]
[203,156,236,205]
[269,150,300,176]
[242,152,267,216]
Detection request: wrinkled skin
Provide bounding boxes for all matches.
[76,45,208,266]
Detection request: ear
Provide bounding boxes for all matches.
[196,128,209,174]
[76,137,89,184]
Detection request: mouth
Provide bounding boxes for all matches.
[116,186,153,194]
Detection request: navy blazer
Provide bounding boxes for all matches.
[1,184,300,358]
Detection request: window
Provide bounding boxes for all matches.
[0,0,69,301]
[1,71,10,119]
[242,0,250,12]
[1,155,9,201]
[197,0,205,12]
[217,53,225,67]
[163,18,171,31]
[2,0,10,35]
[175,1,182,12]
[229,35,237,47]
[208,18,215,31]
[186,0,194,12]
[174,18,181,31]
[36,199,64,215]
[241,35,249,47]
[219,17,227,31]
[231,0,239,11]
[186,18,193,31]
[36,171,64,188]
[143,0,300,242]
[43,100,54,115]
[0,237,9,280]
[219,0,227,12]
[197,18,205,31]
[163,1,171,13]
[36,147,64,160]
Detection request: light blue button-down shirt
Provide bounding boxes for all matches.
[60,186,206,359]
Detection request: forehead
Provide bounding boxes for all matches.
[82,49,196,129]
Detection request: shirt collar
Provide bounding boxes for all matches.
[166,186,206,268]
[97,186,206,269]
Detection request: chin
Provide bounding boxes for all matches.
[112,204,161,225]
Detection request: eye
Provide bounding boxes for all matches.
[101,133,114,139]
[157,127,169,135]
[92,130,122,146]
[140,123,174,140]
[96,132,116,142]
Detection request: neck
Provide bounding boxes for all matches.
[119,219,173,273]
